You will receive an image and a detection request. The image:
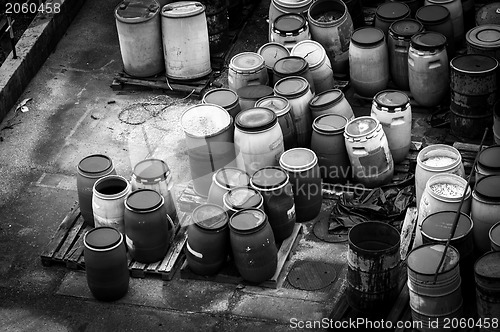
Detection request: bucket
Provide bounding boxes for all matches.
[180,104,236,197]
[197,0,228,54]
[207,167,250,208]
[415,4,455,57]
[291,40,334,93]
[476,3,500,26]
[308,89,354,121]
[223,186,264,218]
[270,13,311,52]
[349,27,389,98]
[472,174,500,254]
[476,145,500,182]
[490,221,500,251]
[272,56,316,95]
[83,227,129,301]
[257,42,290,85]
[228,52,269,92]
[114,0,164,78]
[374,2,410,37]
[347,221,401,315]
[202,88,241,119]
[343,116,394,188]
[77,154,116,227]
[92,175,132,234]
[424,0,464,46]
[370,90,412,164]
[407,244,463,330]
[449,54,498,139]
[466,24,500,65]
[474,251,500,329]
[161,1,211,79]
[268,0,313,40]
[236,85,274,112]
[307,0,354,79]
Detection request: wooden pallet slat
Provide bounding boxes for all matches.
[53,216,86,261]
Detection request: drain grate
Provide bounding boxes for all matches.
[287,260,338,291]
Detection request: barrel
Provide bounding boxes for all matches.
[161,1,211,79]
[223,186,264,218]
[202,88,242,119]
[490,221,500,251]
[311,114,351,184]
[449,54,498,139]
[273,56,315,95]
[180,104,236,197]
[197,0,228,54]
[92,175,132,234]
[257,42,290,85]
[476,3,500,26]
[407,244,463,330]
[389,0,424,17]
[476,145,500,182]
[250,167,296,242]
[234,107,284,176]
[290,40,335,93]
[308,89,354,121]
[496,101,500,143]
[347,221,401,315]
[207,167,250,208]
[349,27,389,98]
[114,0,164,78]
[466,25,500,65]
[279,148,323,222]
[415,144,465,209]
[255,95,298,150]
[186,203,229,275]
[461,0,475,31]
[229,208,278,283]
[268,0,313,40]
[236,85,274,112]
[130,158,178,225]
[387,19,424,91]
[374,2,411,37]
[83,227,129,301]
[227,0,242,29]
[342,0,365,29]
[307,0,354,79]
[274,76,314,148]
[124,189,171,263]
[408,31,449,108]
[228,52,269,91]
[270,13,311,52]
[474,251,500,331]
[77,154,116,227]
[415,4,455,58]
[424,0,464,47]
[472,174,500,254]
[344,116,394,188]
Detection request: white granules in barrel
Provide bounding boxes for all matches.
[430,183,465,198]
[423,156,457,167]
[181,106,230,137]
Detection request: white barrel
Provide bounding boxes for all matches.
[228,52,269,92]
[291,40,334,93]
[270,13,311,51]
[161,1,211,79]
[472,175,500,254]
[257,42,290,84]
[268,0,313,40]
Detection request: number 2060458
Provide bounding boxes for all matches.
[5,2,61,14]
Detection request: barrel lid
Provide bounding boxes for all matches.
[407,244,460,275]
[229,208,266,231]
[389,19,424,38]
[235,107,278,132]
[351,27,385,46]
[411,31,447,51]
[345,116,379,137]
[490,222,500,247]
[415,5,450,24]
[376,2,410,20]
[313,114,348,134]
[274,76,310,98]
[133,158,169,182]
[192,204,228,230]
[273,13,307,34]
[255,96,291,117]
[274,0,313,9]
[279,148,317,172]
[161,1,205,18]
[126,189,163,211]
[115,0,160,23]
[475,174,500,201]
[230,52,265,72]
[85,227,122,249]
[214,168,250,189]
[478,146,500,171]
[78,154,113,174]
[374,90,410,111]
[236,85,274,101]
[273,56,309,76]
[251,166,289,190]
[181,104,231,138]
[224,187,262,209]
[258,42,290,70]
[309,89,343,108]
[421,211,472,241]
[202,88,239,109]
[450,54,499,74]
[290,40,326,68]
[466,24,500,49]
[476,3,500,26]
[474,251,500,279]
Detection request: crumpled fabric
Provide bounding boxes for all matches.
[328,174,415,233]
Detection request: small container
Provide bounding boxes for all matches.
[475,145,500,182]
[202,88,242,119]
[228,52,269,91]
[270,13,311,51]
[207,168,251,208]
[308,89,354,121]
[374,1,411,37]
[273,56,315,94]
[257,42,290,85]
[236,85,274,111]
[223,186,264,218]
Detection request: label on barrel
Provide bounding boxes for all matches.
[287,204,296,220]
[186,242,203,259]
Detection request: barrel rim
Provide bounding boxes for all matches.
[202,88,239,109]
[375,2,410,21]
[274,0,313,9]
[347,221,401,254]
[161,1,206,18]
[250,166,290,191]
[407,244,460,276]
[290,40,326,69]
[235,107,278,132]
[351,26,385,47]
[489,220,500,250]
[389,18,424,39]
[373,90,410,113]
[114,0,160,24]
[255,95,291,117]
[424,172,471,203]
[307,0,348,27]
[78,154,114,176]
[309,88,344,108]
[84,226,123,252]
[474,250,500,280]
[273,56,309,76]
[272,13,308,36]
[279,147,318,172]
[192,203,229,231]
[124,188,164,212]
[93,174,131,200]
[180,103,233,138]
[415,4,450,25]
[421,210,473,243]
[229,52,266,73]
[131,158,170,183]
[213,167,251,191]
[477,145,500,172]
[274,75,310,99]
[450,54,499,75]
[223,186,264,212]
[410,31,447,51]
[473,174,500,202]
[416,144,463,172]
[466,24,500,48]
[312,113,348,135]
[344,116,381,139]
[228,207,267,233]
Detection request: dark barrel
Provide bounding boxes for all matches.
[197,0,228,54]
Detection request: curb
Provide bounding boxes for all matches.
[0,0,85,122]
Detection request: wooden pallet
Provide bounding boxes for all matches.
[180,223,303,289]
[40,205,188,281]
